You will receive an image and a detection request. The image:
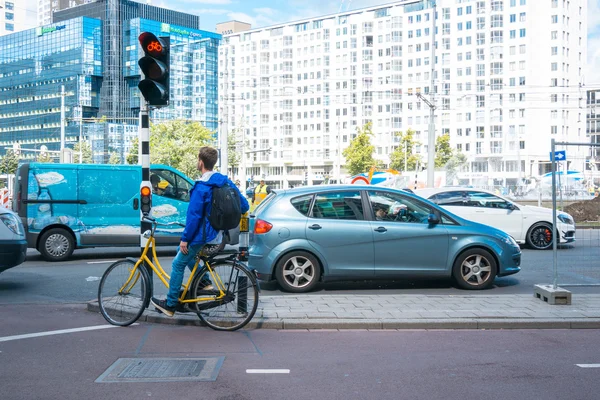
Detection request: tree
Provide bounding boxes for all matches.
[36,152,54,163]
[150,120,214,178]
[72,141,93,164]
[127,137,138,165]
[342,122,382,176]
[389,128,422,172]
[0,150,19,175]
[435,133,454,168]
[108,152,121,164]
[227,130,241,178]
[444,150,468,185]
[127,120,214,177]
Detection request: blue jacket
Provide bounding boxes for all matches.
[181,172,250,246]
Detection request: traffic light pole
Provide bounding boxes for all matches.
[139,101,153,297]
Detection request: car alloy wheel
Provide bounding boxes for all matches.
[452,248,497,290]
[527,223,554,250]
[275,251,321,293]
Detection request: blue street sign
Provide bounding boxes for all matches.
[550,150,566,161]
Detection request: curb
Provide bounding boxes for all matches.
[87,301,600,330]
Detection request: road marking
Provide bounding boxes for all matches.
[576,364,600,368]
[87,260,117,264]
[86,276,100,282]
[246,369,290,374]
[0,324,135,343]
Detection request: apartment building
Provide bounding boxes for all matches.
[0,0,36,35]
[219,0,587,189]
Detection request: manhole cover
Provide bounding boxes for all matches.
[96,357,224,383]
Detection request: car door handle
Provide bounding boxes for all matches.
[309,224,322,230]
[475,210,485,213]
[374,227,387,233]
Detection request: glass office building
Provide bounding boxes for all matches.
[0,0,220,162]
[0,17,102,159]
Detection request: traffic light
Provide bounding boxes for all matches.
[138,32,170,107]
[140,186,152,215]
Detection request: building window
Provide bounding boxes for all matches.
[551,126,558,135]
[519,29,526,37]
[5,23,14,31]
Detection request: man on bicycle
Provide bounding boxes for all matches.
[151,146,249,317]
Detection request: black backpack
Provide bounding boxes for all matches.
[207,183,242,231]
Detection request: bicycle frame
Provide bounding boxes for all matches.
[120,232,229,305]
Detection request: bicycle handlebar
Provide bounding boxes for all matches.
[142,216,185,228]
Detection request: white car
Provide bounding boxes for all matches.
[416,188,576,250]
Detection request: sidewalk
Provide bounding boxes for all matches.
[88,293,600,330]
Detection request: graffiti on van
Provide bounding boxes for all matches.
[26,168,185,239]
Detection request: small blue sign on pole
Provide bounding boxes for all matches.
[550,150,566,161]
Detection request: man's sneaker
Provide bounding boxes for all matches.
[151,297,176,317]
[203,284,214,290]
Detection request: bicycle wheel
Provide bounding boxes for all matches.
[98,259,150,326]
[190,260,259,331]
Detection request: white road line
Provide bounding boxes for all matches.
[576,364,600,368]
[0,324,134,343]
[246,369,290,374]
[87,260,117,264]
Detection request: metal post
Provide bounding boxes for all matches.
[139,101,153,294]
[426,1,437,188]
[60,85,65,163]
[79,105,83,163]
[404,141,407,172]
[558,161,564,211]
[551,139,558,289]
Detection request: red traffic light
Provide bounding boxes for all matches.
[139,32,166,57]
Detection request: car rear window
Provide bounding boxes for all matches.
[291,195,313,216]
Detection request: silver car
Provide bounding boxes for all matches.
[0,206,27,273]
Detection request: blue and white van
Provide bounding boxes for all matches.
[14,163,194,261]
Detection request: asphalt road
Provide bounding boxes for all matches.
[0,304,599,400]
[0,229,598,304]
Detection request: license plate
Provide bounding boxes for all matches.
[240,218,249,232]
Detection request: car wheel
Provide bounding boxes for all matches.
[452,248,497,290]
[39,228,75,262]
[526,223,554,250]
[275,251,321,293]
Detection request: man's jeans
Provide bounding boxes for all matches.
[166,243,204,307]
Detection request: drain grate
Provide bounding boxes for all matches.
[96,357,224,383]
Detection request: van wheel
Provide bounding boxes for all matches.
[275,251,321,293]
[39,228,74,262]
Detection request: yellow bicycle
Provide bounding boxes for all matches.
[97,216,259,331]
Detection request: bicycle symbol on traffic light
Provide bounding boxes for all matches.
[146,41,163,53]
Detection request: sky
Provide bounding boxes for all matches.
[20,0,600,86]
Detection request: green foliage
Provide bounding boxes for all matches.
[71,141,94,164]
[0,150,19,175]
[435,134,454,168]
[343,122,382,176]
[108,152,121,164]
[227,130,241,175]
[150,120,215,178]
[389,128,422,172]
[36,152,54,163]
[127,137,138,165]
[444,150,468,185]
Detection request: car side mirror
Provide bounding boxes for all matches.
[428,213,440,225]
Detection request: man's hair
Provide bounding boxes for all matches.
[198,146,218,170]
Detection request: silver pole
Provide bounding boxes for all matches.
[558,161,564,211]
[60,85,65,162]
[79,105,83,163]
[551,139,558,289]
[426,2,437,188]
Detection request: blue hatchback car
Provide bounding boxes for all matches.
[249,185,521,292]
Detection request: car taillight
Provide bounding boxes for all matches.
[254,219,273,234]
